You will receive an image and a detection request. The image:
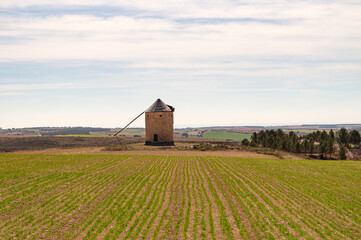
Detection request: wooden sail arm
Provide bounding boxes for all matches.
[114,111,145,136]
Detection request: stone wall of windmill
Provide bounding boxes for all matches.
[145,99,174,145]
[145,111,174,143]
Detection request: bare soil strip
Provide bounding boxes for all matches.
[14,147,279,159]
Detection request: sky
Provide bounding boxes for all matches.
[1,0,361,128]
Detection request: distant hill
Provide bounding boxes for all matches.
[177,124,361,131]
[0,127,111,136]
[1,124,360,137]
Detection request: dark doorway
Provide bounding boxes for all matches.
[154,134,158,142]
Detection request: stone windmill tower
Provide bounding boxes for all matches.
[114,98,175,145]
[145,99,175,145]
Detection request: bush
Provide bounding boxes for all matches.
[241,138,250,146]
[181,133,189,138]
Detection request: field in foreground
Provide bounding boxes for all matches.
[1,155,361,239]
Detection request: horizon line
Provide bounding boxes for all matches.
[2,123,361,130]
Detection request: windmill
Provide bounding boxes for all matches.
[114,99,175,145]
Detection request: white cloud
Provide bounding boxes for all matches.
[0,79,146,91]
[0,82,77,91]
[1,9,360,62]
[0,0,361,127]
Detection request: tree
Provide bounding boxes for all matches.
[338,128,348,146]
[320,130,329,141]
[329,129,335,139]
[280,137,288,151]
[327,138,334,159]
[309,140,315,156]
[295,141,301,153]
[349,130,361,147]
[301,139,309,153]
[288,132,297,152]
[339,145,347,160]
[318,141,327,158]
[276,129,284,138]
[258,131,267,146]
[266,135,273,148]
[241,138,250,146]
[251,132,258,143]
[250,139,257,147]
[286,137,291,152]
[315,130,322,141]
[271,140,278,149]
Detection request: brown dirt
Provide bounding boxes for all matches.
[0,136,310,160]
[13,146,279,159]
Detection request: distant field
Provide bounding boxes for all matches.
[1,154,360,239]
[55,134,112,137]
[114,129,145,136]
[191,131,251,141]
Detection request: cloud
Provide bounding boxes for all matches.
[0,0,360,63]
[0,15,359,63]
[0,0,360,127]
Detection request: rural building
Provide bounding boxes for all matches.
[145,99,175,145]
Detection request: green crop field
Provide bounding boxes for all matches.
[114,129,145,136]
[1,154,361,239]
[191,131,251,142]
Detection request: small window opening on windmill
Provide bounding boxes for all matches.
[154,134,158,142]
[160,114,162,117]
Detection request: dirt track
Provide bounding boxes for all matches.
[0,136,285,159]
[13,147,279,159]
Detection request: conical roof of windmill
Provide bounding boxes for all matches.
[146,98,175,112]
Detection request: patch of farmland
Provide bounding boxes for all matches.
[115,129,145,136]
[191,131,251,142]
[55,134,112,137]
[1,154,361,239]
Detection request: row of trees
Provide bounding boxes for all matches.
[241,128,360,160]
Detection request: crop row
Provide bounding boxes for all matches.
[0,154,360,239]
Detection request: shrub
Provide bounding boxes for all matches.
[241,138,250,146]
